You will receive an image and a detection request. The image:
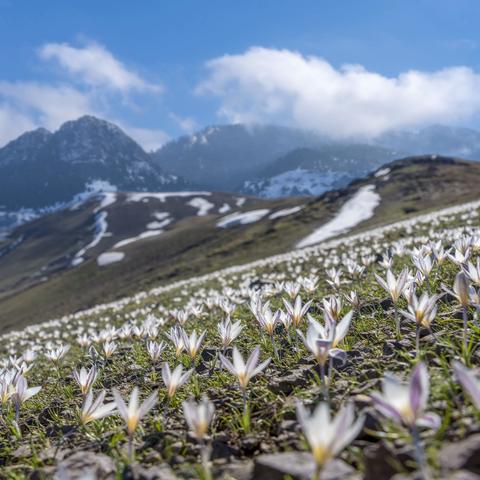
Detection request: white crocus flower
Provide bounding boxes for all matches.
[283,296,312,328]
[181,329,207,362]
[80,390,116,425]
[113,387,158,462]
[219,347,271,391]
[375,268,409,304]
[453,361,480,409]
[161,363,194,399]
[465,258,480,286]
[45,344,70,363]
[370,362,440,430]
[13,375,42,422]
[296,401,364,474]
[166,326,185,358]
[217,318,243,349]
[183,396,215,440]
[102,341,117,359]
[147,340,165,363]
[72,365,98,395]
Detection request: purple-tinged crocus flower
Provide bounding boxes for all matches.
[453,361,480,409]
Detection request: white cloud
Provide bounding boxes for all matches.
[39,42,162,93]
[197,47,480,138]
[123,125,170,151]
[0,42,167,149]
[0,104,37,146]
[170,113,198,134]
[0,81,97,132]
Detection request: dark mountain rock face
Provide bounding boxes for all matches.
[0,116,181,210]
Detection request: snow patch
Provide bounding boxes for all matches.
[97,252,125,266]
[114,230,163,249]
[296,185,381,248]
[217,209,270,228]
[146,218,172,230]
[235,197,246,207]
[374,168,391,178]
[73,211,109,265]
[127,192,211,202]
[153,212,169,220]
[245,169,346,198]
[218,203,231,214]
[269,205,304,220]
[187,197,215,216]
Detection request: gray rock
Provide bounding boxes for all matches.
[54,451,116,479]
[253,451,359,480]
[128,465,178,480]
[269,366,312,394]
[216,460,254,480]
[440,434,480,473]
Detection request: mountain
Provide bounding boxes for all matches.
[151,124,329,190]
[0,116,181,212]
[1,154,479,329]
[376,124,480,159]
[242,144,402,197]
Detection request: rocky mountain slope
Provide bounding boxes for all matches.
[151,124,330,191]
[0,155,479,329]
[242,144,400,197]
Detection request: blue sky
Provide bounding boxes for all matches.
[1,0,480,149]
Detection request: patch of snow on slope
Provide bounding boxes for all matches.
[219,203,231,214]
[269,205,304,220]
[217,209,270,228]
[128,192,211,203]
[147,218,172,230]
[374,168,391,178]
[94,192,117,213]
[97,251,125,266]
[113,230,163,248]
[153,212,169,220]
[70,180,117,211]
[73,211,109,264]
[187,197,215,216]
[296,185,381,248]
[235,197,246,207]
[246,169,346,198]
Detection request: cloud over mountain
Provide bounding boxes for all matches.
[197,47,480,138]
[39,42,162,93]
[0,42,168,148]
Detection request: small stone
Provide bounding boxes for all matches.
[440,434,480,473]
[279,419,298,432]
[216,460,254,480]
[55,451,115,479]
[241,435,261,454]
[136,465,178,480]
[253,452,359,480]
[12,445,31,458]
[269,368,311,394]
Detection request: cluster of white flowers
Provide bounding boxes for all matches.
[1,199,480,476]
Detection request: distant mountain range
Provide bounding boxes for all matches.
[2,115,480,233]
[0,116,181,211]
